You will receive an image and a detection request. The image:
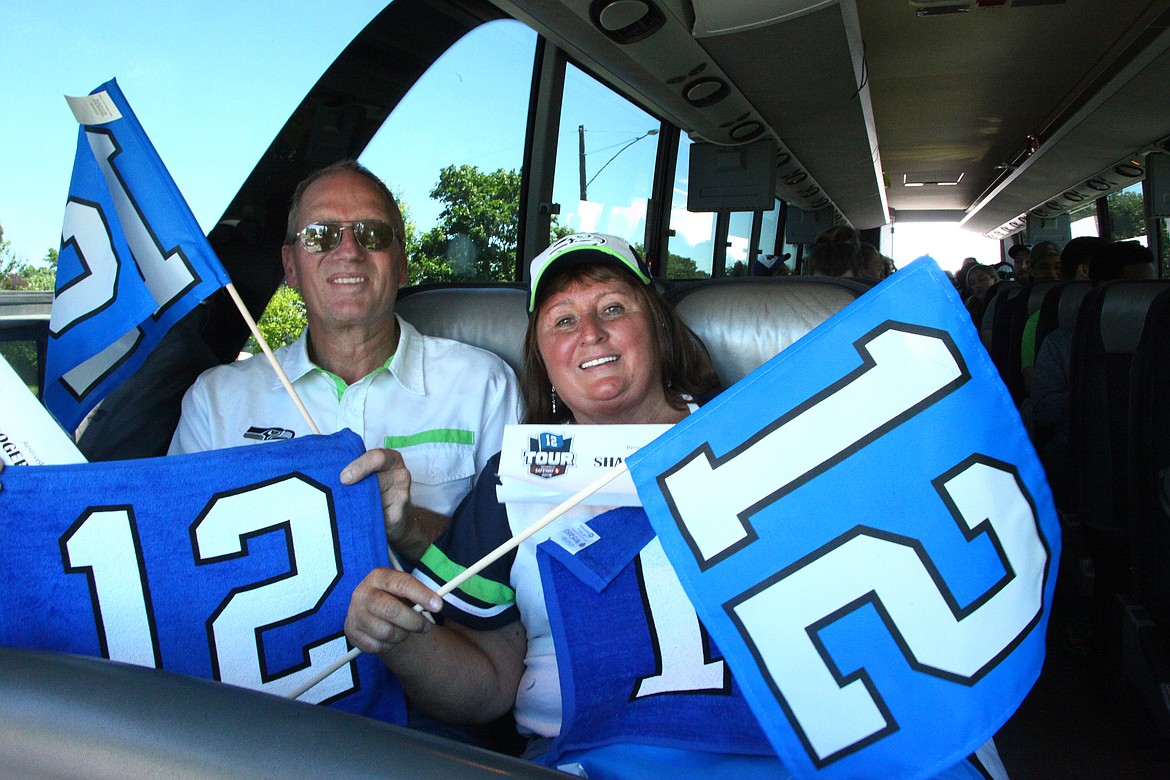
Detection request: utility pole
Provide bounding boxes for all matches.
[578,125,587,201]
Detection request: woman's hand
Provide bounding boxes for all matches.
[345,567,442,655]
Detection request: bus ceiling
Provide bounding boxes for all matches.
[498,0,1170,235]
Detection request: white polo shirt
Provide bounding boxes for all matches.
[169,316,521,516]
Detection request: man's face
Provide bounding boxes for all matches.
[281,171,407,332]
[1030,253,1062,282]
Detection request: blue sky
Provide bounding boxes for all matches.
[1,0,387,263]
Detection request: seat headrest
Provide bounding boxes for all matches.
[396,285,528,376]
[397,277,867,393]
[669,277,865,386]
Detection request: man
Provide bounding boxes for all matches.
[1027,242,1062,283]
[1020,238,1107,391]
[170,160,521,559]
[1004,243,1031,282]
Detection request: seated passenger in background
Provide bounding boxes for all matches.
[1002,243,1030,282]
[860,242,893,281]
[963,264,999,326]
[1030,240,1155,508]
[170,159,521,558]
[1020,237,1108,395]
[1027,242,1063,284]
[955,255,979,297]
[815,224,862,253]
[808,239,862,277]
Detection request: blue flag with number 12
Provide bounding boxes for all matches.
[45,78,231,433]
[625,258,1059,779]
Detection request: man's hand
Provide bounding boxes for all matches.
[345,567,442,655]
[340,448,449,562]
[341,447,411,541]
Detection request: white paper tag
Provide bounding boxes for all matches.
[0,354,87,465]
[66,91,122,125]
[551,522,601,555]
[496,424,671,506]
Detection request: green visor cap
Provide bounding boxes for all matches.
[528,232,653,313]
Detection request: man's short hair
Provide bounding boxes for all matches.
[1059,236,1108,280]
[285,160,403,244]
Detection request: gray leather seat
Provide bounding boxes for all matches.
[667,277,868,386]
[397,276,869,390]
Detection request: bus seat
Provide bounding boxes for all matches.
[985,283,1026,390]
[1126,288,1170,628]
[1068,280,1170,594]
[1006,281,1059,402]
[396,284,529,377]
[1034,281,1091,362]
[979,281,1020,349]
[397,277,868,392]
[1119,288,1170,734]
[666,277,868,387]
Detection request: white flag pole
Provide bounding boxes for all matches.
[224,283,410,573]
[224,283,320,435]
[286,461,630,700]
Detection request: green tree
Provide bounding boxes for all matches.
[632,242,710,280]
[243,284,306,354]
[403,165,577,284]
[1107,190,1147,241]
[1,223,57,291]
[411,164,522,283]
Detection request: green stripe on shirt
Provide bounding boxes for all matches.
[383,429,474,448]
[420,545,514,606]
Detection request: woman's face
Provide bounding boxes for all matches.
[969,270,995,298]
[535,274,669,425]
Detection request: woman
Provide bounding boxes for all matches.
[344,234,1005,779]
[963,263,999,326]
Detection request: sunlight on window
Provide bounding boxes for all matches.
[886,222,1003,274]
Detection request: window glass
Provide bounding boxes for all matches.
[0,338,42,395]
[1068,202,1099,238]
[360,20,537,283]
[553,63,658,259]
[1106,182,1147,244]
[667,134,714,278]
[759,202,782,259]
[726,211,755,276]
[887,222,1000,274]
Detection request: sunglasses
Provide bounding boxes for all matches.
[293,220,399,253]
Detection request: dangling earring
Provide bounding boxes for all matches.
[550,386,559,416]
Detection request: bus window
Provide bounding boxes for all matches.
[1068,201,1100,238]
[726,211,755,276]
[1106,182,1147,244]
[0,337,42,396]
[667,134,715,278]
[360,20,537,283]
[553,63,658,258]
[759,201,784,268]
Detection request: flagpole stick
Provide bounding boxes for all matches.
[430,461,629,601]
[224,282,321,435]
[223,283,409,573]
[286,461,630,700]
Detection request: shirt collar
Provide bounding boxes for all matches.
[387,315,426,396]
[271,315,425,396]
[278,331,318,386]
